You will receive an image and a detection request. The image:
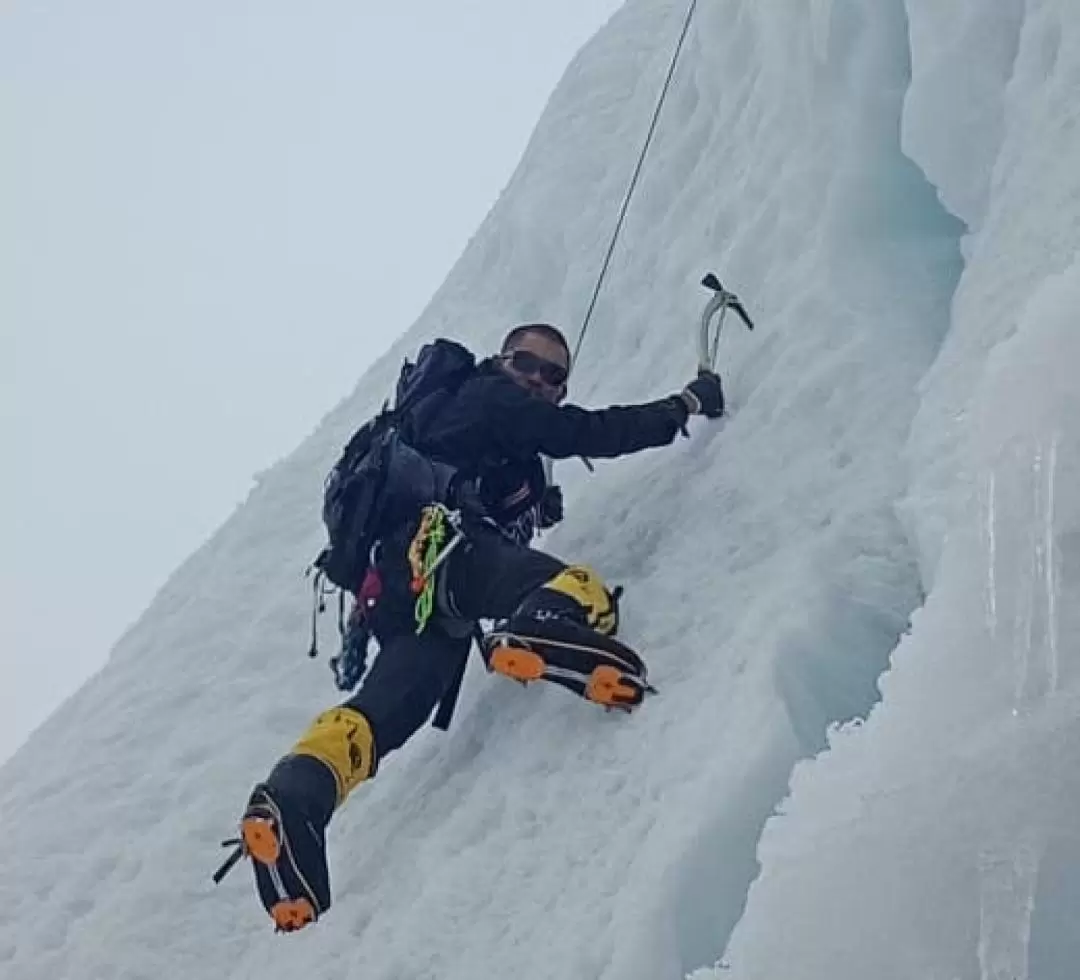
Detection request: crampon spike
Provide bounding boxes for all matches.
[586,665,644,709]
[271,898,316,933]
[241,815,281,865]
[488,644,546,683]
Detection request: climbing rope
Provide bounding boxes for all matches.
[571,0,701,367]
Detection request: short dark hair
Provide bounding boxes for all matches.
[500,323,571,361]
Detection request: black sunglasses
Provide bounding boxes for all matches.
[503,349,569,387]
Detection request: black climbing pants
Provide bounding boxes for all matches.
[343,517,565,763]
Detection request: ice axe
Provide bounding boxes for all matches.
[698,272,754,373]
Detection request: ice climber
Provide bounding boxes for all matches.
[227,323,725,931]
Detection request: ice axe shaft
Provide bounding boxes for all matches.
[698,272,754,373]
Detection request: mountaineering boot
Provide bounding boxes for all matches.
[241,706,376,931]
[484,566,651,710]
[242,775,329,932]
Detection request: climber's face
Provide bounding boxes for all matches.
[500,331,570,404]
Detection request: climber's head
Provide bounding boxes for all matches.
[498,323,570,404]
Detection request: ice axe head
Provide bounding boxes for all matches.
[697,271,755,373]
[700,272,755,331]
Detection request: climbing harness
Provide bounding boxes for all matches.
[572,0,702,366]
[697,272,755,373]
[408,504,466,634]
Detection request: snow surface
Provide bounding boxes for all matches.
[1,1,1077,978]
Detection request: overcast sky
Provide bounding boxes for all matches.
[1,0,624,764]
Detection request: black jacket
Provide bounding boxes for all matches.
[403,357,688,526]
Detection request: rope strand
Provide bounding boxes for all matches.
[571,0,701,366]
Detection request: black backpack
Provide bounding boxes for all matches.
[313,338,477,592]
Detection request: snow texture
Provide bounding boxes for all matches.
[1,1,1077,978]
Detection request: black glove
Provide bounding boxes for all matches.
[680,370,725,418]
[537,485,564,529]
